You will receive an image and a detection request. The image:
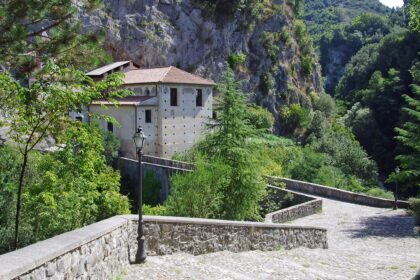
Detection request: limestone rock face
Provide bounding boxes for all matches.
[80,0,323,131]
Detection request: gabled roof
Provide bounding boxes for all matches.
[86,61,132,76]
[123,66,216,86]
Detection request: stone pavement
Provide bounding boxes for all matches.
[124,198,420,280]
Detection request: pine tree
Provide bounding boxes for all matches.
[388,64,420,194]
[0,0,109,72]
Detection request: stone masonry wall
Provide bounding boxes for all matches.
[0,215,327,280]
[0,216,133,280]
[267,176,409,209]
[137,216,327,256]
[265,186,323,223]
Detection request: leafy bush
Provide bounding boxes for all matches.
[102,130,120,165]
[280,104,311,136]
[364,188,395,200]
[246,105,274,131]
[143,204,167,216]
[227,52,247,69]
[408,198,420,225]
[165,159,229,218]
[0,124,130,253]
[260,31,280,61]
[260,72,275,95]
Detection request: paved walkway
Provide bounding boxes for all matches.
[125,198,420,280]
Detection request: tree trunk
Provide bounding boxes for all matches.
[12,152,28,250]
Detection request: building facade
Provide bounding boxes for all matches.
[83,61,215,158]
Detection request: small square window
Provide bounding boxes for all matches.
[107,122,113,132]
[145,109,152,123]
[170,88,178,106]
[196,89,203,107]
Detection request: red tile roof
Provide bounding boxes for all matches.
[123,66,216,86]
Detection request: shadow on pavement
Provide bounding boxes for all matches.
[345,212,415,238]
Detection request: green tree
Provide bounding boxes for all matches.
[24,124,130,240]
[182,66,266,220]
[165,159,229,218]
[408,0,420,32]
[0,61,128,250]
[280,104,311,136]
[0,0,109,71]
[388,65,420,194]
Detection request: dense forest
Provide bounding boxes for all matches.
[303,0,419,197]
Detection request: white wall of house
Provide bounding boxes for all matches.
[88,83,213,158]
[89,105,137,158]
[158,84,213,157]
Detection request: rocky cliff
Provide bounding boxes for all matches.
[80,0,323,131]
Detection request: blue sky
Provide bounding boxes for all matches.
[379,0,404,8]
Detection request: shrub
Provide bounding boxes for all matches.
[280,104,311,135]
[260,31,280,61]
[364,188,395,200]
[165,159,229,219]
[260,72,275,95]
[143,204,167,216]
[102,130,120,165]
[409,198,420,222]
[227,52,247,68]
[246,105,274,131]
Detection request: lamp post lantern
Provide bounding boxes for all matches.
[133,127,147,263]
[394,166,400,210]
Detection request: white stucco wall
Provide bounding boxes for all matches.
[89,83,213,158]
[89,105,137,158]
[158,84,213,157]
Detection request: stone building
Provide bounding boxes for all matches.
[80,61,215,158]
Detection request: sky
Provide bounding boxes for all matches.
[378,0,404,8]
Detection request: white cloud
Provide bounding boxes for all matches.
[379,0,404,8]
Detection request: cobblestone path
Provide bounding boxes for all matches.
[125,198,420,280]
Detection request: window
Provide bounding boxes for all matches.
[196,89,203,107]
[75,116,83,122]
[170,88,178,106]
[145,109,152,123]
[107,122,113,133]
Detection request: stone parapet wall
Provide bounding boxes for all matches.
[142,155,195,170]
[139,216,327,256]
[267,176,409,209]
[265,186,323,223]
[0,215,327,280]
[0,216,133,280]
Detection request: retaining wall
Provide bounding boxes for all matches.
[268,177,409,209]
[117,157,191,205]
[265,186,323,223]
[0,215,327,280]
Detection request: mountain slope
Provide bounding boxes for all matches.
[304,0,391,42]
[80,0,323,132]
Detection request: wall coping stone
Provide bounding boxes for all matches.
[0,216,130,280]
[139,215,327,231]
[265,185,323,223]
[120,157,193,173]
[268,176,409,208]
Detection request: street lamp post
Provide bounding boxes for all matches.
[133,127,147,263]
[394,166,400,210]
